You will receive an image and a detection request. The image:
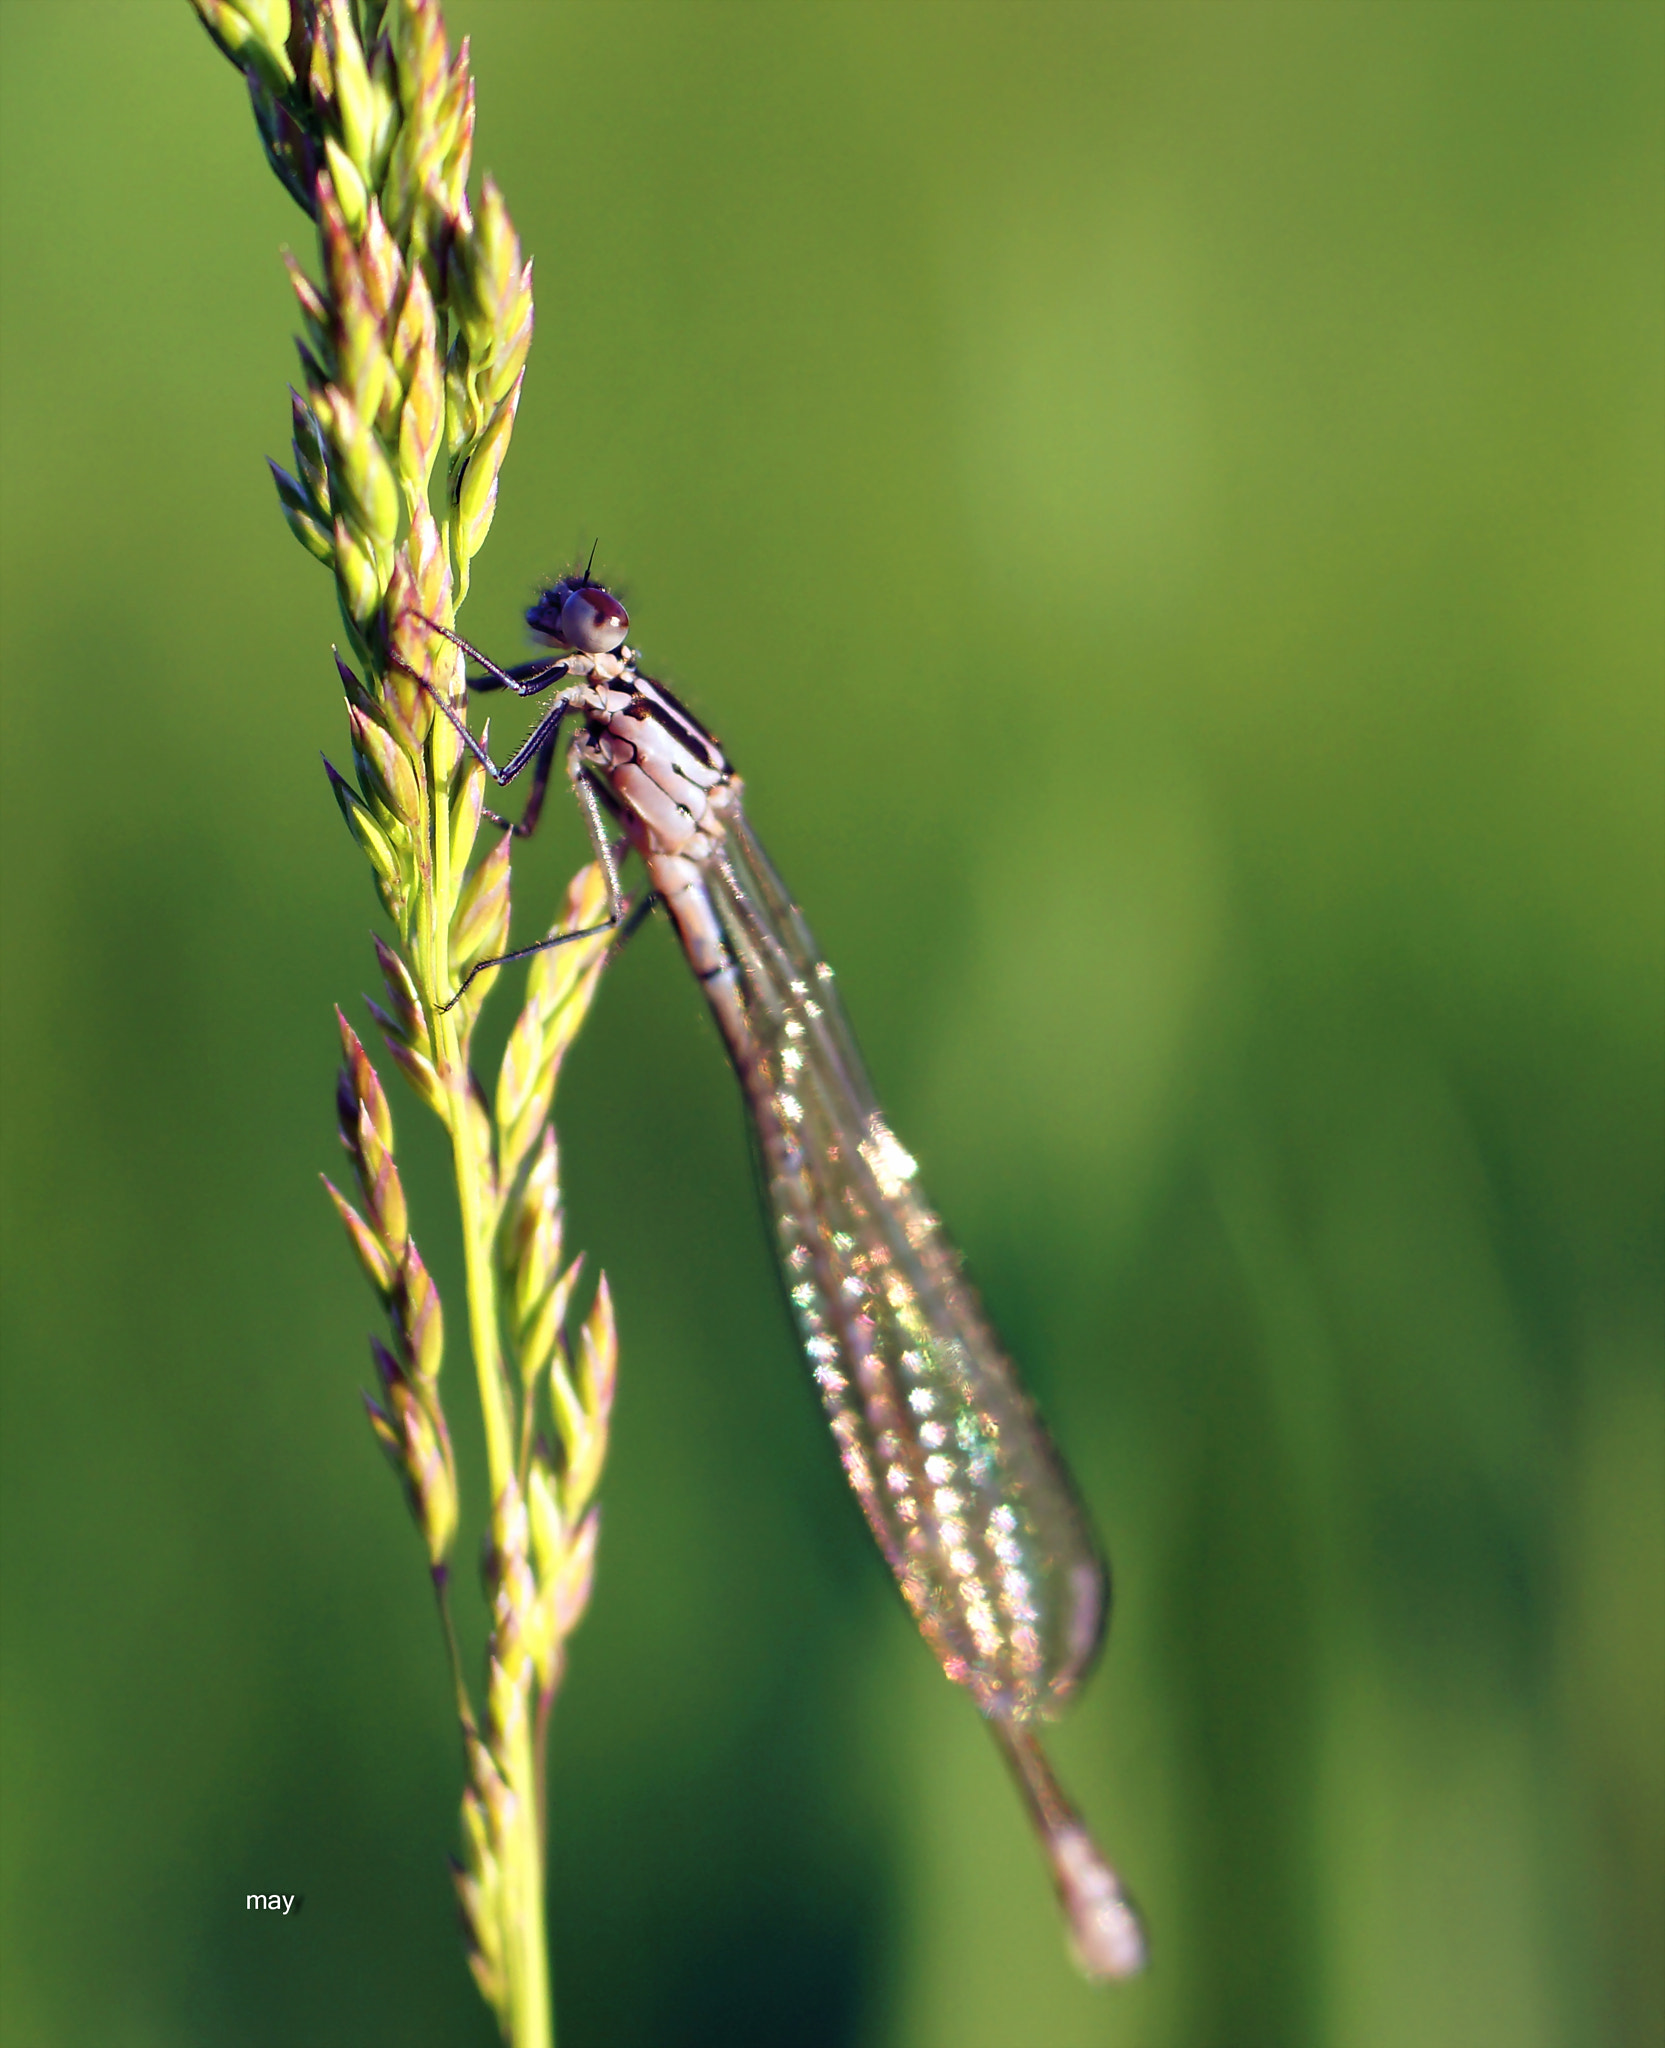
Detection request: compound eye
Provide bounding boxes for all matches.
[559,582,629,654]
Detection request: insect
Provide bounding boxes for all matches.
[405,570,1147,1979]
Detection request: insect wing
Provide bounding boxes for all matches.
[706,809,1106,1719]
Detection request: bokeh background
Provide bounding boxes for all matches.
[2,4,1660,2044]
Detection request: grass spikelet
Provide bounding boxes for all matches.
[187,7,613,2042]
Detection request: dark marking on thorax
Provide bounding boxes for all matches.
[635,676,726,771]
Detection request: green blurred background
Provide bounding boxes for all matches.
[2,4,1660,2044]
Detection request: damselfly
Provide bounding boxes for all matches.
[408,571,1146,1979]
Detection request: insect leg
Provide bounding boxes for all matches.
[601,888,661,968]
[483,713,564,839]
[402,655,578,789]
[441,744,629,1012]
[468,655,574,697]
[569,744,627,928]
[392,633,578,830]
[416,613,575,698]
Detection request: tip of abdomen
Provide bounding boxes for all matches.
[988,1715,1148,1982]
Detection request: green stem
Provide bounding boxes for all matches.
[445,1026,515,1481]
[426,726,552,2048]
[421,719,513,1483]
[502,1707,553,2048]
